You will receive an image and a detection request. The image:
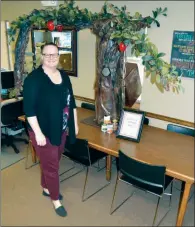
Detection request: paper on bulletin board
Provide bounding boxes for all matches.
[170,30,194,79]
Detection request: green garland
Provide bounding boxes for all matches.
[8,0,183,94]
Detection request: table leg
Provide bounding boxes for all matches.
[29,140,37,163]
[106,155,112,181]
[176,181,192,226]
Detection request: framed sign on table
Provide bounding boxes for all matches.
[116,108,145,142]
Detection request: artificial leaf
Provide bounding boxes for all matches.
[123,33,131,39]
[135,49,140,57]
[151,71,156,84]
[53,19,57,25]
[135,40,142,44]
[124,39,130,45]
[131,36,139,40]
[155,20,160,27]
[29,16,37,22]
[157,52,166,58]
[155,81,164,93]
[146,71,151,78]
[149,60,156,66]
[152,10,158,18]
[156,74,161,83]
[163,7,168,13]
[134,12,141,19]
[172,71,179,76]
[156,60,163,68]
[145,62,151,70]
[142,55,153,61]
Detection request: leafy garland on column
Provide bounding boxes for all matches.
[8,0,184,97]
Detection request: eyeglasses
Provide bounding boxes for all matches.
[42,53,59,58]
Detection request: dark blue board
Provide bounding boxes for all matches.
[170,31,194,78]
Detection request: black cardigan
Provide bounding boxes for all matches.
[23,65,76,146]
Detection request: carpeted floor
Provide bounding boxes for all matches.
[1,147,25,170]
[1,141,194,226]
[1,133,28,170]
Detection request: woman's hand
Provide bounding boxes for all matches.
[27,116,46,146]
[75,124,79,135]
[35,132,46,146]
[74,109,79,135]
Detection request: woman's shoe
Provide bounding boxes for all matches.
[55,205,67,217]
[42,190,63,200]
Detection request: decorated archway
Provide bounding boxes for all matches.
[8,0,183,124]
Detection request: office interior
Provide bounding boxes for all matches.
[1,1,194,226]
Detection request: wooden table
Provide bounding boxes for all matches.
[19,108,194,226]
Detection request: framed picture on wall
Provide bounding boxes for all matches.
[116,108,145,143]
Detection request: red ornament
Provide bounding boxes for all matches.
[119,42,127,52]
[56,24,63,32]
[47,20,55,31]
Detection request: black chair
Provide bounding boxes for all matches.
[111,150,173,226]
[167,124,195,201]
[61,137,110,202]
[167,124,195,137]
[115,116,149,171]
[1,98,28,153]
[81,102,95,111]
[144,117,149,125]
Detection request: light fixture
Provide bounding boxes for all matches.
[41,1,58,7]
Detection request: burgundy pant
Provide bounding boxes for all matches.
[28,130,67,200]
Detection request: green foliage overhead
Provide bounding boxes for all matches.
[8,0,183,94]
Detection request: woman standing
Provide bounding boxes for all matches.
[23,43,78,217]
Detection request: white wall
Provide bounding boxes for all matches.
[72,29,96,99]
[1,21,10,70]
[1,1,194,124]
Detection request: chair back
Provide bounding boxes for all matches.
[144,117,149,125]
[118,150,166,194]
[1,97,24,126]
[64,137,91,165]
[167,124,195,137]
[81,102,95,111]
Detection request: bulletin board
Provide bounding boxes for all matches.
[171,30,194,79]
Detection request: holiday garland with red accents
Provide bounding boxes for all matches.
[8,0,184,97]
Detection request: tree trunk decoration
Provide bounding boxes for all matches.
[14,22,31,96]
[94,37,124,124]
[92,18,142,124]
[94,39,142,124]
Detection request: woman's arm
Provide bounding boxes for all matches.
[73,108,79,135]
[65,72,79,136]
[23,74,46,146]
[27,116,46,146]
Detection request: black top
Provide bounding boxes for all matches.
[23,65,77,146]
